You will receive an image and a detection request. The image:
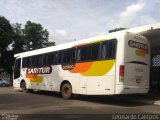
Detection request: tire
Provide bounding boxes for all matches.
[61,83,72,99]
[2,83,6,87]
[21,82,28,93]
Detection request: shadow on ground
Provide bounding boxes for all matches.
[29,90,159,107]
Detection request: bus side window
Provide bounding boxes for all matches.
[77,48,81,62]
[38,55,45,67]
[22,58,26,68]
[101,42,108,60]
[111,40,116,58]
[32,56,38,67]
[62,48,76,64]
[100,39,117,60]
[57,51,63,64]
[61,50,67,64]
[45,52,57,66]
[77,43,100,62]
[45,53,51,66]
[70,48,76,63]
[26,57,31,67]
[107,40,116,59]
[53,52,58,65]
[50,52,55,65]
[35,55,39,67]
[90,43,100,61]
[77,46,89,62]
[28,57,33,67]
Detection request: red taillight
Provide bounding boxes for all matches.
[119,65,125,77]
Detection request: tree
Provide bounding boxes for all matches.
[12,23,26,53]
[0,16,14,73]
[0,18,55,75]
[0,16,14,51]
[23,21,50,50]
[44,41,55,47]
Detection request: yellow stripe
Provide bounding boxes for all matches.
[29,76,43,83]
[89,39,106,44]
[81,60,115,76]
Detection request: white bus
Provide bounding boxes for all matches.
[13,31,150,99]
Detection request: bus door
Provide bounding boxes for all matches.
[13,58,21,88]
[79,77,87,94]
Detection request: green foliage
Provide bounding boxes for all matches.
[0,16,14,50]
[44,41,55,47]
[0,17,55,75]
[12,23,26,53]
[0,16,14,74]
[23,21,49,50]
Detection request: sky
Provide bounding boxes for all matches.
[0,0,160,45]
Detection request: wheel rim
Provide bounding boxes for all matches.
[63,86,70,96]
[61,84,72,99]
[2,84,6,87]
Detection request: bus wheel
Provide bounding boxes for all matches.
[21,81,28,93]
[61,83,72,99]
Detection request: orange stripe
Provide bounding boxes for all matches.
[26,74,38,78]
[69,62,92,73]
[138,49,149,54]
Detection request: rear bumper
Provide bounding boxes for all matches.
[115,84,149,94]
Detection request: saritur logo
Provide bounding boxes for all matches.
[26,66,52,74]
[128,40,148,51]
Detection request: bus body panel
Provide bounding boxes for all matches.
[13,31,150,96]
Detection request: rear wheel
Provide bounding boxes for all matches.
[61,83,72,99]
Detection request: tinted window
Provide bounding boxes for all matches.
[76,39,116,62]
[22,58,27,68]
[77,45,89,62]
[21,39,117,67]
[63,48,75,63]
[58,48,76,64]
[100,40,116,60]
[90,43,100,61]
[38,54,45,67]
[77,43,100,62]
[45,52,58,65]
[23,54,46,68]
[22,57,30,68]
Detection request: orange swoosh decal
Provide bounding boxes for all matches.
[26,74,38,78]
[69,62,93,73]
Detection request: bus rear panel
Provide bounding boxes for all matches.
[115,32,150,94]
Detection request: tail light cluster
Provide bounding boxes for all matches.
[119,65,125,82]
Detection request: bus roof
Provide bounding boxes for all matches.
[14,30,128,58]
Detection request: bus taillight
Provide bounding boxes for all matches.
[119,65,125,82]
[119,65,125,77]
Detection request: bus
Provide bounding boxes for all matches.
[13,31,150,99]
